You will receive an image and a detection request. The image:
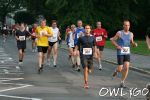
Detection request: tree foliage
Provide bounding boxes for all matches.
[1,0,149,39]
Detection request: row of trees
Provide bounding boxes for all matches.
[0,0,150,38]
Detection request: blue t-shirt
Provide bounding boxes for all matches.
[74,27,85,45]
[117,30,131,55]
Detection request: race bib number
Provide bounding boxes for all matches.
[40,30,47,36]
[96,36,102,42]
[19,36,25,41]
[77,31,83,38]
[83,48,92,55]
[121,47,130,54]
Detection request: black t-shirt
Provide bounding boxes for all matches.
[77,35,96,58]
[16,30,30,44]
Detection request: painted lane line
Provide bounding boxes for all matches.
[16,66,20,70]
[0,78,24,80]
[0,73,24,75]
[1,61,4,63]
[0,84,32,92]
[0,94,42,100]
[3,69,9,74]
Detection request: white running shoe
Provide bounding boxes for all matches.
[99,64,102,70]
[18,62,23,66]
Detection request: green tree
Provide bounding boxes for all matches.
[0,0,26,25]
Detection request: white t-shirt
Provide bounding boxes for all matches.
[68,31,74,47]
[48,27,59,42]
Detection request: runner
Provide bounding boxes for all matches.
[31,23,38,52]
[146,28,150,50]
[47,20,60,67]
[68,24,76,68]
[74,20,85,72]
[35,19,53,74]
[75,25,96,89]
[15,23,30,66]
[65,26,71,43]
[93,21,108,70]
[2,25,8,43]
[110,20,138,88]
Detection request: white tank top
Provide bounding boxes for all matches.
[49,27,59,42]
[68,31,75,47]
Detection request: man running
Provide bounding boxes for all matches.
[15,23,30,66]
[68,24,76,68]
[146,28,150,50]
[35,19,53,74]
[2,25,8,43]
[75,25,96,89]
[74,20,85,72]
[31,23,38,52]
[93,21,108,70]
[111,20,138,88]
[47,20,60,67]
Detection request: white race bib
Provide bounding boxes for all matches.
[77,31,83,38]
[96,36,102,42]
[52,36,57,39]
[19,36,25,41]
[121,47,130,54]
[83,48,92,55]
[40,30,47,36]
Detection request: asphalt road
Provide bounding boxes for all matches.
[0,36,149,100]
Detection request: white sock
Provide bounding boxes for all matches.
[71,56,75,65]
[121,81,124,83]
[76,56,80,66]
[98,58,101,65]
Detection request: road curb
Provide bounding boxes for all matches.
[60,46,150,75]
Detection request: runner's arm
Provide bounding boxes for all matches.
[103,29,108,38]
[44,27,53,37]
[130,33,138,47]
[146,35,150,50]
[110,32,122,49]
[75,37,81,51]
[15,31,19,41]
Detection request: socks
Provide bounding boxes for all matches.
[76,56,80,66]
[121,81,124,83]
[71,56,75,65]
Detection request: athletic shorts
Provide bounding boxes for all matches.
[17,47,25,52]
[31,38,36,41]
[81,56,93,69]
[97,46,104,51]
[17,42,26,52]
[117,55,130,65]
[48,41,57,47]
[37,46,48,53]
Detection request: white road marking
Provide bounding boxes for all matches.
[16,66,20,69]
[0,78,24,81]
[0,78,42,100]
[3,69,9,74]
[0,84,32,92]
[0,67,9,69]
[1,61,4,63]
[0,94,42,100]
